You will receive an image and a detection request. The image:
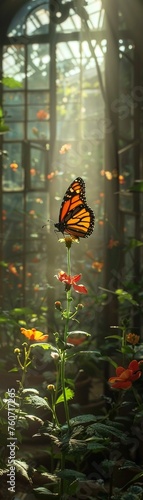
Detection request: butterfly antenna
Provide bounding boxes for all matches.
[42,218,55,229]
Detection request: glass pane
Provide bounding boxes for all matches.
[56,0,105,33]
[7,0,49,37]
[26,5,49,35]
[3,45,25,86]
[118,40,134,141]
[28,121,50,141]
[5,123,24,140]
[29,146,46,188]
[28,91,49,107]
[25,257,48,306]
[27,44,50,90]
[26,192,49,237]
[56,40,104,140]
[2,142,24,191]
[3,193,24,257]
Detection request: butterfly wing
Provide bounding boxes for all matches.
[55,177,95,238]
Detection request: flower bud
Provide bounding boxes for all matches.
[51,351,59,360]
[47,384,55,391]
[77,303,84,310]
[55,301,62,311]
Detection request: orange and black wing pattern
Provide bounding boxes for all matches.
[55,177,95,238]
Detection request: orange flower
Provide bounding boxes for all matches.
[8,263,19,276]
[36,198,43,204]
[36,109,49,120]
[100,169,105,177]
[119,175,125,185]
[33,285,39,292]
[126,333,140,345]
[30,168,36,176]
[59,143,71,154]
[92,260,104,272]
[107,238,119,249]
[105,171,112,180]
[108,360,141,390]
[47,171,55,180]
[12,244,21,252]
[2,209,7,221]
[20,327,48,342]
[10,162,18,171]
[29,210,36,215]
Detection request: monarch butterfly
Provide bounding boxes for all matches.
[54,177,95,239]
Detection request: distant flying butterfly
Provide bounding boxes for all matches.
[54,177,95,239]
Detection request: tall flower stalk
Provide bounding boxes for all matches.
[61,244,72,428]
[56,237,87,428]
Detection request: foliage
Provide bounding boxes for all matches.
[0,236,143,500]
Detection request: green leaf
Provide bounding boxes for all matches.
[68,330,91,337]
[129,180,143,192]
[0,260,8,267]
[11,307,33,316]
[33,487,58,496]
[55,387,74,405]
[125,238,143,250]
[22,388,39,394]
[8,367,19,372]
[25,395,51,410]
[69,415,97,426]
[14,460,30,483]
[0,124,10,133]
[99,355,118,368]
[87,442,106,452]
[86,422,124,439]
[123,471,143,488]
[0,317,9,324]
[31,343,56,350]
[119,460,140,470]
[115,289,138,306]
[2,76,23,89]
[57,469,86,479]
[105,335,122,341]
[119,345,134,354]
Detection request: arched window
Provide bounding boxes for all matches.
[1,0,106,333]
[1,0,142,340]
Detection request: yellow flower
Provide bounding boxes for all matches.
[126,333,140,345]
[20,327,48,342]
[58,236,79,248]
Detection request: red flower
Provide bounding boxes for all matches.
[56,271,87,294]
[108,360,141,390]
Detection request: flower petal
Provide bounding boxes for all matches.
[116,366,125,377]
[128,360,140,372]
[73,283,88,294]
[109,378,132,389]
[71,274,82,283]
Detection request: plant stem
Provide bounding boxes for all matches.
[60,246,72,428]
[15,345,31,428]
